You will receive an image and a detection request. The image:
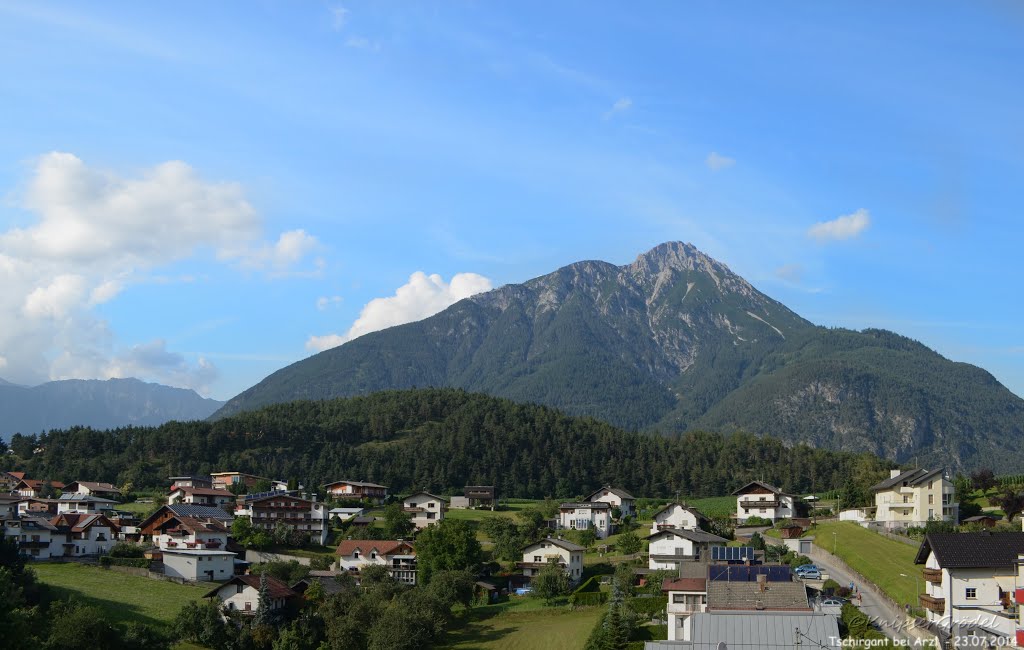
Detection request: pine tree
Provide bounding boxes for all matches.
[253,572,273,627]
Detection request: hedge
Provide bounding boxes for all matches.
[100,556,151,569]
[628,595,667,618]
[570,576,609,606]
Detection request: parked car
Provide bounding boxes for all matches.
[795,564,820,575]
[821,598,843,606]
[800,569,822,580]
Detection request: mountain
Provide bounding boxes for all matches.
[0,377,224,440]
[214,242,1024,471]
[6,388,893,499]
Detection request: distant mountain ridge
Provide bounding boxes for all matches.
[214,242,1024,471]
[0,377,224,439]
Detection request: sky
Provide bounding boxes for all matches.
[0,1,1021,401]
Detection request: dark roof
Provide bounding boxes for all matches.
[646,528,728,544]
[205,575,296,599]
[915,532,1024,569]
[963,515,998,522]
[731,481,788,497]
[707,580,811,611]
[585,486,636,502]
[323,480,388,489]
[292,573,349,595]
[870,468,944,492]
[662,577,707,592]
[168,503,234,521]
[522,537,586,553]
[651,502,709,521]
[403,491,447,502]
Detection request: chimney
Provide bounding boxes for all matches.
[311,493,318,503]
[757,573,767,592]
[890,469,903,479]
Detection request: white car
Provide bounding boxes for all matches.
[821,598,843,607]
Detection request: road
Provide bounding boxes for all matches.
[809,547,914,643]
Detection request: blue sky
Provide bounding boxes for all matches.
[0,1,1021,401]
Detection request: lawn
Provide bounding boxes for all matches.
[687,496,735,518]
[445,501,541,524]
[32,562,208,630]
[116,500,162,515]
[442,598,602,650]
[810,521,924,608]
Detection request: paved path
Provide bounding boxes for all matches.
[809,547,913,643]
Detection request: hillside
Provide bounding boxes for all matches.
[0,377,223,440]
[214,242,1024,471]
[3,388,892,498]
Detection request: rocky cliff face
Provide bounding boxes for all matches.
[214,242,1024,470]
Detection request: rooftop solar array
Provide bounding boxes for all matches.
[708,564,793,582]
[711,546,755,562]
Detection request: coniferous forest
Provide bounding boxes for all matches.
[3,388,893,499]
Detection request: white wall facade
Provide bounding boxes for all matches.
[558,505,611,539]
[162,550,234,581]
[735,491,795,523]
[922,552,1015,645]
[520,541,584,583]
[651,505,701,534]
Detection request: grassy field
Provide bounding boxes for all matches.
[442,598,602,650]
[687,496,735,518]
[116,500,162,515]
[810,521,924,608]
[32,562,208,630]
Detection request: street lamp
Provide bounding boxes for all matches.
[832,531,837,555]
[900,572,920,601]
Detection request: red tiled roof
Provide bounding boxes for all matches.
[335,540,414,557]
[663,578,707,592]
[17,479,66,490]
[9,471,26,480]
[205,575,296,600]
[159,515,228,534]
[51,512,117,532]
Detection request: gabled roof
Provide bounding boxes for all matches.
[58,493,117,504]
[15,479,66,491]
[65,481,120,494]
[662,577,707,593]
[646,528,728,544]
[522,537,586,553]
[585,486,636,502]
[731,481,787,497]
[5,471,26,480]
[914,532,1024,569]
[168,503,235,522]
[169,486,234,498]
[871,468,944,492]
[204,575,296,600]
[335,539,414,557]
[323,479,388,489]
[51,512,116,532]
[707,580,811,611]
[403,491,447,502]
[19,516,58,532]
[962,515,998,522]
[157,515,229,534]
[651,502,709,521]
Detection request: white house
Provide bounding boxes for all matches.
[585,486,636,518]
[646,528,728,571]
[872,468,958,530]
[403,492,447,530]
[323,480,389,504]
[558,502,613,539]
[49,513,117,557]
[167,486,235,509]
[732,481,796,523]
[56,493,117,514]
[915,532,1024,647]
[3,515,57,559]
[518,537,585,584]
[63,481,121,498]
[335,539,417,585]
[244,492,329,545]
[147,514,229,552]
[650,503,708,535]
[162,548,235,582]
[204,575,297,615]
[663,577,708,641]
[169,475,214,490]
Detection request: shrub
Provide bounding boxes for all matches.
[742,516,772,526]
[628,595,667,618]
[570,576,610,606]
[100,556,150,569]
[109,542,146,558]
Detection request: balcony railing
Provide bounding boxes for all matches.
[667,603,705,614]
[919,593,945,614]
[739,499,779,508]
[922,568,942,584]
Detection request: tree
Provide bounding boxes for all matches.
[232,516,254,546]
[612,563,635,599]
[254,479,274,493]
[45,601,122,649]
[425,570,475,611]
[994,488,1024,522]
[253,571,274,627]
[414,520,481,585]
[480,518,524,562]
[382,503,414,539]
[971,468,996,493]
[575,528,597,549]
[532,561,571,604]
[616,531,641,556]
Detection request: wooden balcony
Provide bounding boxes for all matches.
[919,593,945,614]
[922,568,942,584]
[739,499,779,508]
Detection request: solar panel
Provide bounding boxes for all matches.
[711,546,755,562]
[708,564,793,582]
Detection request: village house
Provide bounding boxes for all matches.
[138,504,234,545]
[915,532,1024,647]
[17,497,58,516]
[872,468,958,529]
[3,515,58,559]
[169,475,214,490]
[732,481,796,523]
[646,529,728,571]
[143,513,230,552]
[292,570,351,596]
[403,492,447,530]
[244,492,328,545]
[464,485,497,510]
[0,470,25,492]
[209,471,269,491]
[328,507,366,523]
[161,547,236,582]
[14,478,65,498]
[204,575,297,615]
[650,503,709,534]
[63,481,121,498]
[663,577,709,640]
[323,480,389,504]
[518,537,585,584]
[558,501,612,539]
[56,493,117,514]
[652,612,840,649]
[0,494,19,518]
[585,486,636,518]
[50,512,118,557]
[167,485,235,509]
[335,539,417,585]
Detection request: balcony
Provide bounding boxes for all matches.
[919,593,945,614]
[667,602,705,615]
[517,561,568,570]
[19,540,49,549]
[739,499,779,508]
[922,568,942,584]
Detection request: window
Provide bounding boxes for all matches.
[370,551,377,559]
[928,495,934,505]
[673,594,685,603]
[353,551,360,559]
[236,584,244,594]
[966,588,977,600]
[534,555,542,562]
[428,502,435,509]
[903,496,910,504]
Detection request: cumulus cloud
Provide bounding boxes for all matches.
[0,152,317,392]
[306,271,493,352]
[808,208,871,242]
[705,151,735,171]
[316,295,343,311]
[101,340,219,393]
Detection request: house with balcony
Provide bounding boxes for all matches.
[335,539,417,585]
[323,480,389,505]
[650,503,709,535]
[13,478,65,498]
[144,514,229,551]
[647,529,728,571]
[3,515,58,559]
[169,475,214,490]
[63,481,121,498]
[732,481,796,523]
[663,577,709,641]
[139,504,234,537]
[209,471,269,491]
[558,502,613,539]
[464,485,497,510]
[0,471,25,492]
[403,492,447,530]
[246,492,328,545]
[167,486,235,509]
[585,486,636,518]
[518,537,585,584]
[872,468,958,530]
[204,575,298,615]
[16,497,58,516]
[914,532,1024,647]
[49,512,117,557]
[56,493,117,514]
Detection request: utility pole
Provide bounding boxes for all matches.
[794,626,801,648]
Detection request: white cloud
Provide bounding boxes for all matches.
[705,151,735,171]
[0,152,317,392]
[306,271,493,352]
[0,355,7,370]
[604,97,632,119]
[329,6,348,31]
[316,295,343,311]
[808,208,871,242]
